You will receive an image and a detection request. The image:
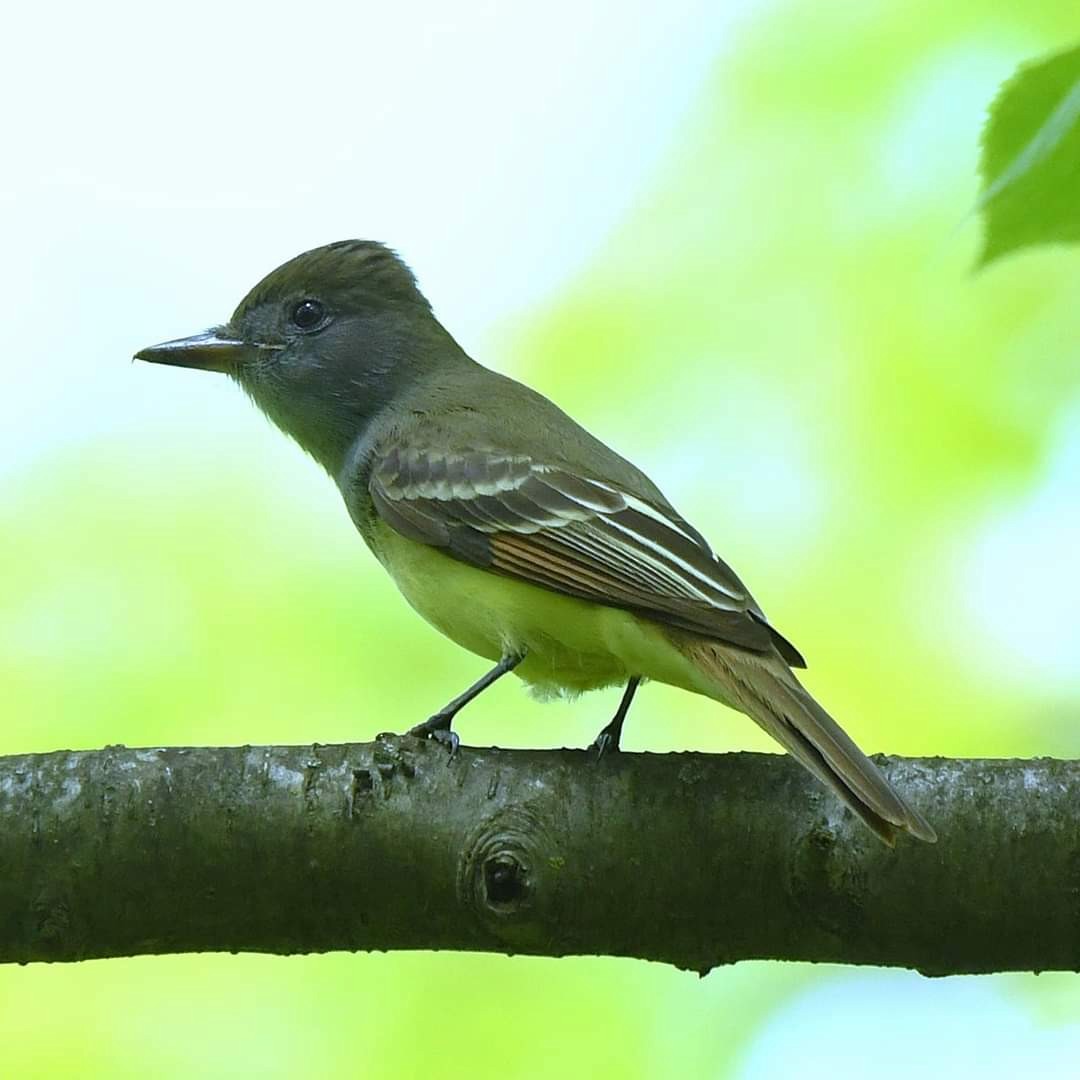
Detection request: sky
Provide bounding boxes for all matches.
[0,0,753,479]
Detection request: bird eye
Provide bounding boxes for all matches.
[290,299,325,330]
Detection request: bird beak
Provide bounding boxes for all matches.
[134,328,274,373]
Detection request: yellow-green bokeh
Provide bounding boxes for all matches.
[3,2,1079,1076]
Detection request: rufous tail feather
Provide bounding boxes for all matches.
[679,638,936,846]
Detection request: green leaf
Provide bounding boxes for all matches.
[978,42,1080,268]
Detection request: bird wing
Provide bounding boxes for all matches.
[369,444,805,665]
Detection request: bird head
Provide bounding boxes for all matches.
[135,240,447,469]
[136,239,430,374]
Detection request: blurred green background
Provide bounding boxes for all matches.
[2,1,1079,1076]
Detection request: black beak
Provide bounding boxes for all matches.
[134,329,277,372]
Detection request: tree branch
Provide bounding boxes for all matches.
[1,737,1076,974]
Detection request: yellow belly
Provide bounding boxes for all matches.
[368,520,710,699]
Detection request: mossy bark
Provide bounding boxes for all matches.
[0,737,1076,973]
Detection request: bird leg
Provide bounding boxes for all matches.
[409,651,526,758]
[590,676,641,761]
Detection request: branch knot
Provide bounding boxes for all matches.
[457,800,566,951]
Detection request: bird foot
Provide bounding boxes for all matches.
[589,726,621,763]
[407,713,461,761]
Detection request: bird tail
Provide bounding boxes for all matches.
[679,638,936,845]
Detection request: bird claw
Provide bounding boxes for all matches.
[589,728,619,763]
[431,727,460,761]
[408,713,460,761]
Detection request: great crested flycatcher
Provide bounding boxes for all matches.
[136,240,935,845]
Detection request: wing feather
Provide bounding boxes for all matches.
[369,447,806,665]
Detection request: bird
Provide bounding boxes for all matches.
[136,239,936,845]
